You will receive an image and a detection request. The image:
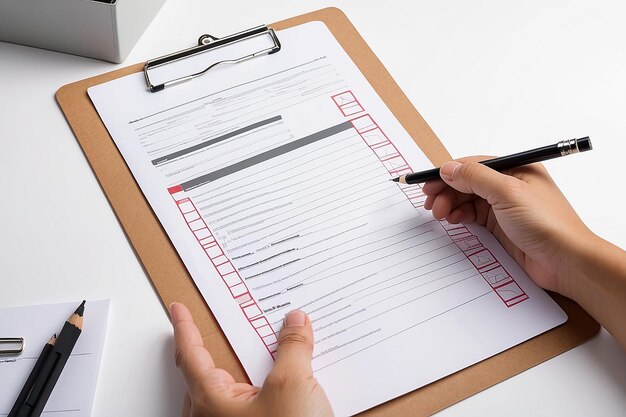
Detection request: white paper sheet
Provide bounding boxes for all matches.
[0,300,109,417]
[88,22,566,416]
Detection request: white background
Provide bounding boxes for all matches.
[1,1,625,416]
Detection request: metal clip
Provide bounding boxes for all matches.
[144,25,281,92]
[0,337,24,356]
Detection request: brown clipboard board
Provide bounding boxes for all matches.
[56,7,599,416]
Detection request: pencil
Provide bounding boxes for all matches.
[391,137,592,185]
[14,300,85,417]
[7,334,56,417]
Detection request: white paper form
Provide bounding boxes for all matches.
[0,300,109,417]
[88,22,567,416]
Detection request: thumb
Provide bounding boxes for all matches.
[439,160,517,204]
[272,310,314,377]
[169,302,217,392]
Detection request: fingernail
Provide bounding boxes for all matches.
[169,302,180,319]
[440,161,461,182]
[284,310,306,328]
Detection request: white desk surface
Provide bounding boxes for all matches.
[1,1,625,416]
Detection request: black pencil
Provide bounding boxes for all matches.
[14,301,85,417]
[7,334,56,417]
[391,137,592,185]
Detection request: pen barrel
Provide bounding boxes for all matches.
[8,343,53,417]
[400,137,591,184]
[25,323,82,417]
[480,137,591,171]
[480,144,559,171]
[400,146,560,183]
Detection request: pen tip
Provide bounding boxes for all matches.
[74,300,86,317]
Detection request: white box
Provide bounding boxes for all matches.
[0,0,167,63]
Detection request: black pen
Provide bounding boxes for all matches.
[13,301,85,417]
[391,137,592,185]
[8,335,56,417]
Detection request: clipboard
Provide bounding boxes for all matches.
[56,7,599,416]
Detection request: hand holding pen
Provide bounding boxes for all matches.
[421,146,626,351]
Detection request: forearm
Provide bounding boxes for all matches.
[563,233,626,349]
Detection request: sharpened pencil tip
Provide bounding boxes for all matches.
[390,177,400,182]
[75,300,86,317]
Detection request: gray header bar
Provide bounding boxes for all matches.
[151,115,282,166]
[180,121,354,191]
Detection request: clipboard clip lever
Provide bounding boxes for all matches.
[0,337,24,357]
[144,25,281,93]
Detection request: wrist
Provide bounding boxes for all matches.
[555,226,600,301]
[558,230,626,348]
[557,229,621,303]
